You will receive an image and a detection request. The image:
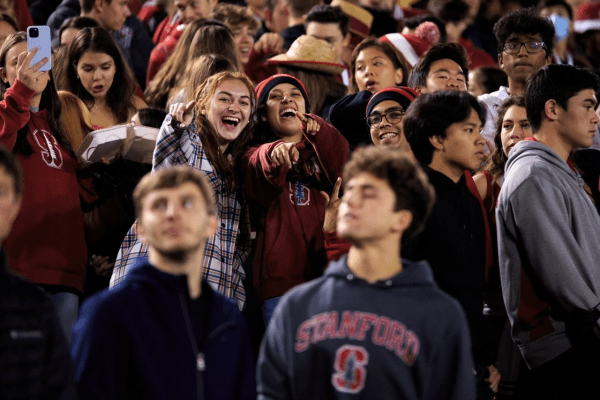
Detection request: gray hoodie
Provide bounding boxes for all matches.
[496,140,600,369]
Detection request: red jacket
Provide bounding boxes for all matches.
[242,115,349,301]
[146,26,183,86]
[0,80,90,293]
[243,47,279,85]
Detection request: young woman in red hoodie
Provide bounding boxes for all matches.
[0,32,94,342]
[243,74,349,326]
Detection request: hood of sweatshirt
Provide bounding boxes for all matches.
[324,255,438,290]
[506,140,586,188]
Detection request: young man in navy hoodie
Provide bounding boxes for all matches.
[496,64,600,399]
[71,166,256,400]
[403,90,499,399]
[257,146,475,399]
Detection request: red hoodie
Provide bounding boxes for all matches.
[0,80,90,293]
[242,115,349,301]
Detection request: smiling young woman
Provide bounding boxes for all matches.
[113,71,255,312]
[242,74,349,326]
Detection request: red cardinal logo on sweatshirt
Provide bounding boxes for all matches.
[33,130,63,169]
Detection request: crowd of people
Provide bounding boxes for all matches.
[1,0,600,399]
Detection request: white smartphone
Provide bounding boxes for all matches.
[27,26,52,72]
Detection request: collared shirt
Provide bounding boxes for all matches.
[478,86,510,150]
[110,115,251,310]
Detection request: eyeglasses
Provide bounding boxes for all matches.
[502,41,546,54]
[366,110,405,128]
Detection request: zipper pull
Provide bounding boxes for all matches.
[196,352,206,371]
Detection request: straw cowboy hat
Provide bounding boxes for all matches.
[267,35,347,76]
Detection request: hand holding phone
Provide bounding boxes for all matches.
[26,26,51,72]
[16,47,49,91]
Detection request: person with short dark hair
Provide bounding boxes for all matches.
[538,0,575,65]
[57,15,99,47]
[131,107,168,128]
[0,145,78,400]
[479,8,554,146]
[257,146,475,400]
[404,91,500,398]
[72,165,256,400]
[280,0,323,49]
[305,5,351,69]
[468,66,508,97]
[408,42,469,94]
[496,64,600,399]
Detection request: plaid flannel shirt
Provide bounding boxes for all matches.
[110,115,251,310]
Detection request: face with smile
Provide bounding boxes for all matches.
[0,166,21,242]
[422,58,467,93]
[231,24,256,66]
[556,88,599,150]
[138,182,216,259]
[76,50,116,102]
[368,100,410,152]
[202,78,252,152]
[431,107,485,181]
[500,105,532,157]
[337,172,403,244]
[354,47,403,93]
[264,82,306,140]
[499,33,551,85]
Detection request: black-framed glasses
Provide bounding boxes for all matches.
[366,110,405,128]
[502,41,546,54]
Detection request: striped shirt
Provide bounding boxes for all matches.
[110,115,251,310]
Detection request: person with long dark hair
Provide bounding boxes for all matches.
[63,27,146,130]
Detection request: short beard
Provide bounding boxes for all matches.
[160,249,189,263]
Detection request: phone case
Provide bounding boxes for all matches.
[27,26,52,72]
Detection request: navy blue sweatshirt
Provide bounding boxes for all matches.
[257,255,475,399]
[71,262,256,400]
